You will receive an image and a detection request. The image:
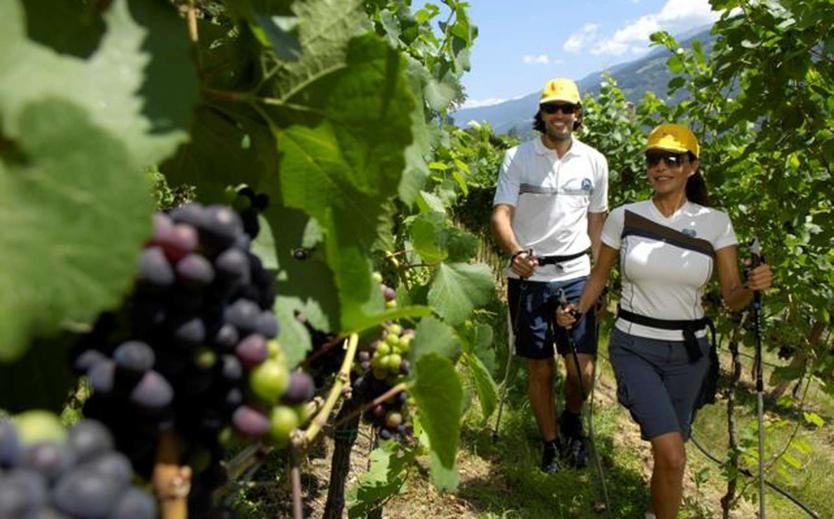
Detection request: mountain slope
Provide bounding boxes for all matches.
[452,27,716,136]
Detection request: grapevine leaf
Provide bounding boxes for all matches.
[445,228,479,263]
[409,212,447,264]
[462,352,498,422]
[0,0,197,168]
[346,442,414,518]
[274,296,313,368]
[0,100,153,361]
[411,353,463,490]
[21,0,106,58]
[428,263,495,326]
[398,57,433,205]
[409,317,459,363]
[275,34,415,333]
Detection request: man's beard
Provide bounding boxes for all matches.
[546,125,572,141]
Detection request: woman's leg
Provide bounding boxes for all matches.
[649,431,686,519]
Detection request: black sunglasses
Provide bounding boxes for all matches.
[540,103,578,115]
[645,152,689,167]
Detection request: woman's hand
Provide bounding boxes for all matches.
[746,262,773,292]
[556,304,578,328]
[511,251,538,279]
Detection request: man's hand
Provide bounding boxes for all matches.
[745,262,773,292]
[556,303,578,329]
[511,250,538,278]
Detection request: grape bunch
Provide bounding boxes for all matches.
[71,203,313,515]
[0,411,156,519]
[350,281,415,443]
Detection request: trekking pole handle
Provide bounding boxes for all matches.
[557,289,582,321]
[749,238,765,306]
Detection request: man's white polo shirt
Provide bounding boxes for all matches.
[493,136,608,282]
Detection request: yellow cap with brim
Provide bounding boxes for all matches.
[540,78,581,105]
[646,123,700,158]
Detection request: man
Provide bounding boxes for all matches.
[491,77,608,473]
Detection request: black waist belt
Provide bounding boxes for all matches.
[537,249,588,266]
[617,306,716,363]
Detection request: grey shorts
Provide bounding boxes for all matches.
[609,327,710,441]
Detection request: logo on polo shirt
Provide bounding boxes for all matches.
[681,228,697,237]
[581,178,592,191]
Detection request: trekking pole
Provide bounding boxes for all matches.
[492,250,533,443]
[558,289,611,517]
[750,238,766,519]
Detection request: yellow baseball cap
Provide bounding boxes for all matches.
[646,123,700,158]
[540,78,581,105]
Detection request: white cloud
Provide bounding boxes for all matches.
[459,97,507,109]
[591,0,721,56]
[522,54,550,65]
[563,23,599,53]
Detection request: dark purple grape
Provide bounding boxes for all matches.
[361,360,371,371]
[113,341,155,375]
[372,405,386,418]
[109,487,157,519]
[0,420,22,467]
[52,467,122,518]
[379,428,393,440]
[212,324,239,351]
[176,253,215,287]
[137,247,174,288]
[382,286,396,302]
[88,360,116,394]
[130,371,173,412]
[68,420,114,464]
[358,351,370,362]
[21,442,75,482]
[281,371,315,405]
[151,223,199,263]
[80,452,133,489]
[240,206,260,239]
[223,388,244,411]
[169,203,207,228]
[224,299,261,334]
[292,248,310,260]
[255,311,279,338]
[235,334,268,368]
[399,359,410,375]
[0,469,47,516]
[73,350,106,375]
[220,355,243,382]
[232,406,270,438]
[200,205,243,251]
[215,248,251,285]
[173,317,206,347]
[150,212,173,243]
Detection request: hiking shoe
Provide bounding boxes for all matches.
[565,435,590,469]
[540,439,563,474]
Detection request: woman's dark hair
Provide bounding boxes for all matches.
[532,107,583,133]
[685,152,711,206]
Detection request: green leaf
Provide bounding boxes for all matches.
[416,191,447,214]
[409,212,447,263]
[428,263,495,325]
[803,411,825,428]
[276,34,416,333]
[0,99,153,361]
[0,0,197,168]
[462,352,498,422]
[409,317,459,362]
[445,228,479,263]
[347,442,414,518]
[411,353,463,490]
[274,296,313,368]
[21,0,106,58]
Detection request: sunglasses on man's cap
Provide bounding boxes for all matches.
[540,103,578,115]
[645,151,689,167]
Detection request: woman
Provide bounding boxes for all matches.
[557,123,772,519]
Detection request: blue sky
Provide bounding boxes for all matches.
[428,0,724,108]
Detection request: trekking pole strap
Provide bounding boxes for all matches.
[616,306,716,363]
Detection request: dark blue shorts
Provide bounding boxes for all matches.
[507,277,597,360]
[609,327,711,441]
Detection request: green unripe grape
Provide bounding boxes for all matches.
[397,337,410,353]
[376,343,391,356]
[387,323,402,336]
[193,347,217,369]
[372,271,384,284]
[385,411,403,429]
[13,410,66,445]
[372,367,388,380]
[294,404,310,425]
[249,359,290,404]
[384,334,399,347]
[371,353,386,369]
[385,299,397,309]
[269,405,300,447]
[387,354,402,372]
[267,339,284,360]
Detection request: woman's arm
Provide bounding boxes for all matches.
[556,244,619,326]
[715,245,773,312]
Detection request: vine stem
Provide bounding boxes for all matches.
[331,382,409,430]
[296,334,359,449]
[290,448,304,519]
[152,430,190,519]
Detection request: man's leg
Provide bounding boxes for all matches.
[563,352,595,413]
[527,357,557,441]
